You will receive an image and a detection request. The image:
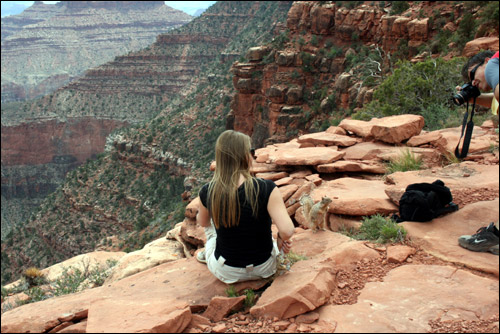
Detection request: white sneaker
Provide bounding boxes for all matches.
[196,249,207,264]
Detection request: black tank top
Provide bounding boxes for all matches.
[199,178,276,267]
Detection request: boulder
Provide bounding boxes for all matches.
[406,130,446,148]
[339,115,425,144]
[278,184,299,202]
[434,126,498,154]
[370,114,425,144]
[273,147,345,165]
[462,37,499,57]
[203,296,246,322]
[342,141,438,165]
[185,196,200,218]
[246,46,270,61]
[310,178,398,216]
[181,217,206,247]
[250,257,336,319]
[297,132,358,147]
[255,171,289,181]
[338,118,375,138]
[386,245,416,263]
[105,237,185,283]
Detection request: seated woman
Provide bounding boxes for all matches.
[196,130,295,284]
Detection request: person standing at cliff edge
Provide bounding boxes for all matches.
[196,130,295,283]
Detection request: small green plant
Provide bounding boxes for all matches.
[243,289,256,308]
[285,251,308,265]
[386,149,423,174]
[354,214,407,244]
[225,285,238,298]
[443,150,461,165]
[489,143,499,154]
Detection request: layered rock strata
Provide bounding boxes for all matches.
[1,1,193,103]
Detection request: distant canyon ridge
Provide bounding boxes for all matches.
[1,1,193,103]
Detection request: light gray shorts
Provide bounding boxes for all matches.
[204,223,278,284]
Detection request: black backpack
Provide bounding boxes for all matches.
[392,179,459,223]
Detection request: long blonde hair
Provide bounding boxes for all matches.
[208,130,259,229]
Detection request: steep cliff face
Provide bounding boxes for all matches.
[1,118,129,239]
[227,1,473,147]
[1,1,193,103]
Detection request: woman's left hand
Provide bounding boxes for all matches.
[278,238,292,254]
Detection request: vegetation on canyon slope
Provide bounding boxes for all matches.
[2,1,499,286]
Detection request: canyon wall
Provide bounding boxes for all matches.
[228,1,465,147]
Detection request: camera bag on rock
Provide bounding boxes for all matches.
[392,179,459,223]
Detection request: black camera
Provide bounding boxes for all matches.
[452,83,480,106]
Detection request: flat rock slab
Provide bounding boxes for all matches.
[0,288,103,333]
[402,199,500,276]
[290,229,380,265]
[310,177,398,216]
[317,264,499,333]
[386,162,499,191]
[297,132,358,147]
[341,141,436,162]
[1,258,261,333]
[87,298,192,333]
[316,160,386,174]
[274,147,345,165]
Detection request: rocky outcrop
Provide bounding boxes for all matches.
[2,197,498,333]
[2,113,498,331]
[1,1,193,102]
[227,1,494,147]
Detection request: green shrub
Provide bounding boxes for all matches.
[386,149,423,174]
[354,214,407,244]
[353,57,465,130]
[390,1,409,15]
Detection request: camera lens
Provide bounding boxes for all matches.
[452,93,465,106]
[452,83,480,106]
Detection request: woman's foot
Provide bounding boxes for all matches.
[196,249,207,263]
